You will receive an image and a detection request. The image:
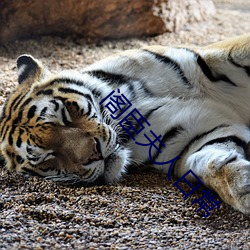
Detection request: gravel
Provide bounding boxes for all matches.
[0,0,250,249]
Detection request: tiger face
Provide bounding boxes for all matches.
[0,55,130,185]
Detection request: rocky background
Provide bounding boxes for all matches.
[0,0,215,44]
[0,0,250,249]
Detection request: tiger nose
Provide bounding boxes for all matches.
[89,138,103,161]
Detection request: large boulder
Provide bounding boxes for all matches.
[0,0,215,44]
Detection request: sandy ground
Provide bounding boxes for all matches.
[0,0,250,249]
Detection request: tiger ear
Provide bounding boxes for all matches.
[17,55,44,86]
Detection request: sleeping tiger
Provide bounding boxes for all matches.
[1,34,250,214]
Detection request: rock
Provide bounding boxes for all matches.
[0,0,215,44]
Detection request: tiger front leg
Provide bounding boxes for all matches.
[181,145,250,214]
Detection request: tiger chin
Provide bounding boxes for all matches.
[1,33,250,215]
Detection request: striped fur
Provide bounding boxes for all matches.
[1,33,250,214]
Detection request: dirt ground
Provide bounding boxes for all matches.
[0,0,250,249]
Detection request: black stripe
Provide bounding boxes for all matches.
[1,93,29,140]
[143,105,163,121]
[20,97,33,110]
[13,117,19,126]
[16,155,24,164]
[33,122,54,130]
[27,105,37,119]
[120,105,163,144]
[89,70,153,98]
[49,78,86,87]
[90,113,97,119]
[36,89,54,96]
[54,96,68,103]
[178,124,230,159]
[0,155,6,166]
[130,106,163,140]
[1,104,12,135]
[146,126,183,164]
[58,87,84,95]
[85,102,92,116]
[0,94,26,134]
[158,126,183,151]
[197,55,237,86]
[184,48,237,87]
[228,51,250,77]
[143,50,191,86]
[50,100,60,111]
[106,128,112,145]
[27,155,40,162]
[8,114,21,145]
[127,83,136,100]
[142,85,155,98]
[88,70,137,99]
[40,107,48,117]
[0,117,8,138]
[9,94,22,111]
[196,135,247,153]
[16,128,24,148]
[12,96,26,113]
[88,70,131,85]
[26,145,33,154]
[49,77,102,99]
[58,87,94,105]
[19,128,24,136]
[9,116,19,145]
[8,133,13,145]
[1,125,9,142]
[119,113,138,144]
[196,55,217,81]
[92,88,102,98]
[16,136,22,148]
[12,94,25,111]
[225,156,237,164]
[16,110,23,125]
[0,101,7,123]
[100,103,105,115]
[61,108,71,125]
[35,107,47,121]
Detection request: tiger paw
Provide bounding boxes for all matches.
[207,158,250,214]
[209,151,238,170]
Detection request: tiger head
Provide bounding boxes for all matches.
[0,55,130,185]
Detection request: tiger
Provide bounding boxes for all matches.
[1,33,250,215]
